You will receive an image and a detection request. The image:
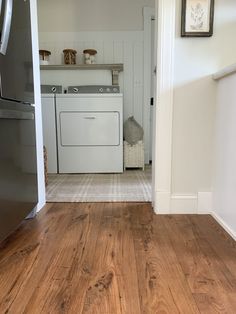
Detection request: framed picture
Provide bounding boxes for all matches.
[181,0,214,37]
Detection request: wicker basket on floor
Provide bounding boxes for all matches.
[124,140,145,170]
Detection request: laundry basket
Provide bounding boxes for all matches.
[124,140,145,170]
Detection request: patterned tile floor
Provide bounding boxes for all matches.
[46,166,152,202]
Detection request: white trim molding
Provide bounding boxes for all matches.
[171,192,213,214]
[153,0,175,212]
[155,192,171,214]
[198,192,213,214]
[143,7,155,164]
[154,192,213,214]
[171,194,198,214]
[213,62,236,81]
[155,191,236,241]
[31,0,46,212]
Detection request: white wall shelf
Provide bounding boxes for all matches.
[40,64,124,85]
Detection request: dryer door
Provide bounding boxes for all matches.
[59,111,120,146]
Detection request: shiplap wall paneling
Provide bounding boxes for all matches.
[39,32,147,152]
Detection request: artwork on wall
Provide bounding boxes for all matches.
[181,0,214,37]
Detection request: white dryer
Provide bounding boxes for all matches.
[56,86,123,173]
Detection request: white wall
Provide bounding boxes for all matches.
[172,0,236,197]
[213,74,236,239]
[37,0,154,31]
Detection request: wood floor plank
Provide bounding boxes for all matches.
[25,203,103,314]
[81,206,122,314]
[69,203,141,314]
[163,215,236,313]
[67,203,119,314]
[187,215,236,292]
[187,215,236,313]
[109,203,141,314]
[0,203,236,313]
[130,204,182,313]
[0,203,73,314]
[189,215,236,278]
[130,204,200,313]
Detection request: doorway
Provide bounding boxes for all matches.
[37,3,156,204]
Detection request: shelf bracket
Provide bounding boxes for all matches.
[112,70,120,85]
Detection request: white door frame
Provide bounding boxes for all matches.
[31,0,46,212]
[34,0,175,213]
[152,0,176,213]
[143,7,155,164]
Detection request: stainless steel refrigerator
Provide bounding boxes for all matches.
[0,0,38,243]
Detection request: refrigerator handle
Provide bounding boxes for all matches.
[0,109,34,120]
[0,0,13,56]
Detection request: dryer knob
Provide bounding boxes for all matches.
[99,88,103,93]
[52,87,57,93]
[113,88,118,92]
[73,87,79,93]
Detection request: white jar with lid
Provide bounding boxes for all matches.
[83,49,97,64]
[39,50,51,65]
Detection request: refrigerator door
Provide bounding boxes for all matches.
[0,0,34,104]
[0,99,38,243]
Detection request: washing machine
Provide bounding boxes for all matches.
[41,85,63,173]
[56,85,123,173]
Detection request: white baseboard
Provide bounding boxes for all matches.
[171,194,198,214]
[36,201,46,213]
[198,192,212,214]
[154,191,213,214]
[154,191,235,241]
[154,191,171,214]
[211,212,236,241]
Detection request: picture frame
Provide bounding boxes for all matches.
[181,0,215,37]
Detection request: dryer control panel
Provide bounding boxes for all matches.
[67,85,120,94]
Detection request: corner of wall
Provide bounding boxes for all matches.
[154,191,171,214]
[211,211,236,241]
[154,190,236,241]
[197,192,213,214]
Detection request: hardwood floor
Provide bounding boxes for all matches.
[0,203,236,313]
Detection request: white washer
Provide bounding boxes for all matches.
[56,88,123,173]
[41,85,62,173]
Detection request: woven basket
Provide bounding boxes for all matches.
[63,49,77,65]
[124,140,145,170]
